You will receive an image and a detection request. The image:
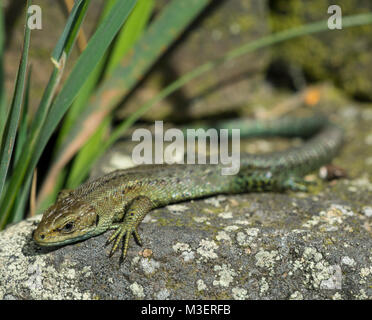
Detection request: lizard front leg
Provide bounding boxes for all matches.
[107,196,153,259]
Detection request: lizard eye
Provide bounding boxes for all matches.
[61,221,74,233]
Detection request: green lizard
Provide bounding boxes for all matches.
[33,112,343,260]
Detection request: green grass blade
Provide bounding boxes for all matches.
[56,0,121,148]
[64,0,154,188]
[34,0,136,153]
[11,172,33,223]
[66,116,111,188]
[11,67,32,224]
[35,168,67,215]
[0,1,31,204]
[54,0,211,188]
[15,0,136,209]
[105,0,154,76]
[0,0,93,227]
[0,1,7,147]
[73,0,211,130]
[14,66,32,164]
[44,57,106,208]
[33,0,140,209]
[30,0,90,143]
[7,0,90,182]
[100,0,117,19]
[51,0,90,63]
[56,60,103,148]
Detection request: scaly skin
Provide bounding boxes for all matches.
[33,114,344,260]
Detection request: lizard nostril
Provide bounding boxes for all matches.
[40,234,45,240]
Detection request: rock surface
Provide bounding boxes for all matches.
[1,85,371,300]
[0,189,371,300]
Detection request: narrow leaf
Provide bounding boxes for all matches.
[14,66,32,164]
[10,172,32,223]
[50,0,212,188]
[36,0,136,158]
[0,1,31,203]
[51,0,89,63]
[14,0,136,216]
[66,116,111,188]
[105,0,154,76]
[64,0,154,188]
[37,0,138,204]
[56,0,121,147]
[0,1,7,147]
[0,0,92,227]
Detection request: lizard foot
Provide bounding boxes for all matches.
[106,223,143,259]
[106,196,152,261]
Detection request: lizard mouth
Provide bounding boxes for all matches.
[33,229,53,246]
[32,228,63,246]
[33,235,74,247]
[33,228,97,247]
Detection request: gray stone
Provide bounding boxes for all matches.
[0,191,371,299]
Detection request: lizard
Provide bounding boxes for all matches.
[33,112,344,260]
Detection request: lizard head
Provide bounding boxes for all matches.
[33,194,99,247]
